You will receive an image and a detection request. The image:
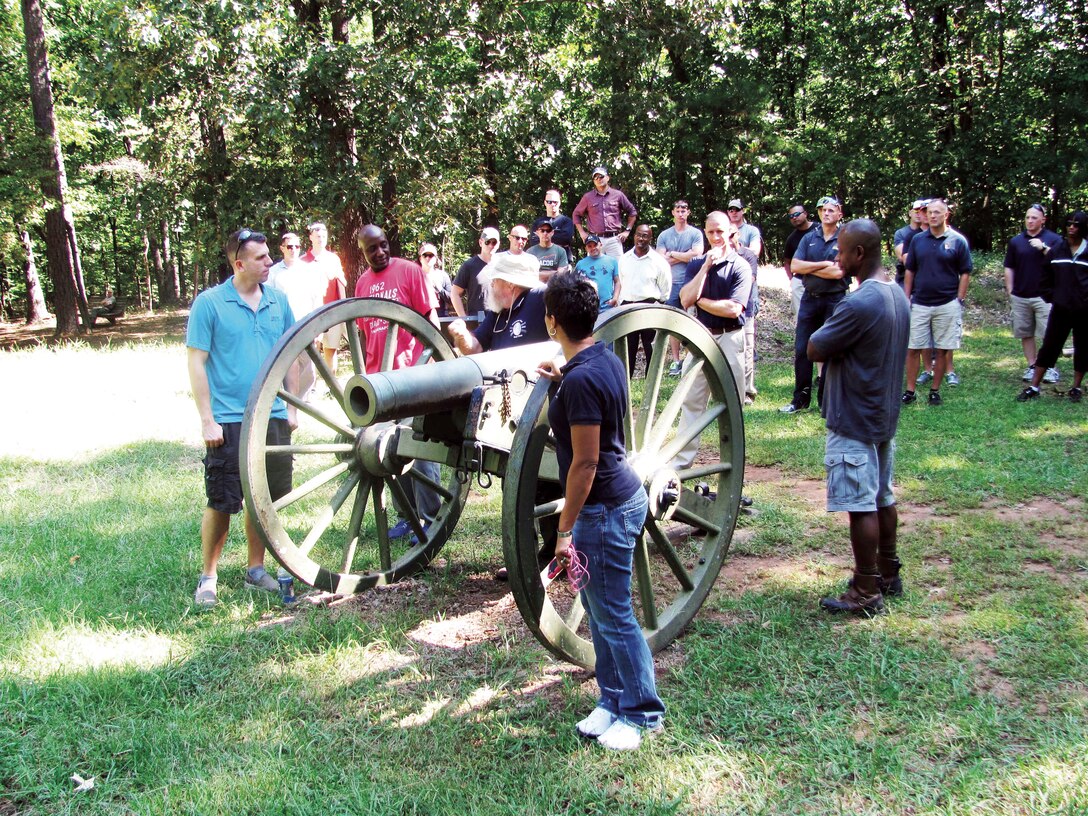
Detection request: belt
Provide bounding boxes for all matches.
[597,230,622,238]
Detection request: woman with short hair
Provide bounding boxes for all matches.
[538,273,665,750]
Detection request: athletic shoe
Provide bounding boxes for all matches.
[597,719,661,751]
[576,707,617,739]
[944,372,960,386]
[408,523,431,547]
[916,371,933,386]
[667,361,682,377]
[244,566,279,593]
[1069,387,1083,403]
[1016,386,1040,402]
[928,390,943,406]
[779,402,807,414]
[901,390,917,405]
[1043,367,1061,384]
[387,519,412,540]
[1022,367,1035,382]
[194,576,218,609]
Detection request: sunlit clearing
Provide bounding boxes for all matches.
[15,624,179,679]
[992,756,1088,809]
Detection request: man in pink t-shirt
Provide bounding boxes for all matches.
[354,225,439,373]
[354,224,441,540]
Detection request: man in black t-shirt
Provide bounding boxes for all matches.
[783,203,815,319]
[452,227,500,318]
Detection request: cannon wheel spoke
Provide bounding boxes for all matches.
[241,298,467,595]
[502,304,743,668]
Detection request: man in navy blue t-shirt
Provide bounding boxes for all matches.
[1004,203,1063,383]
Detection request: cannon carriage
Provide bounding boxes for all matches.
[240,298,744,667]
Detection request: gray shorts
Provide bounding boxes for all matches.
[824,430,896,513]
[909,299,962,350]
[1010,295,1050,341]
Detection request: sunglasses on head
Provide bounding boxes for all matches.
[234,228,266,262]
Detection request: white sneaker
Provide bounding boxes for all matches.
[597,719,660,751]
[575,707,616,739]
[1043,367,1060,384]
[1022,367,1035,382]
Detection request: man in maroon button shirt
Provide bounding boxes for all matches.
[572,166,637,259]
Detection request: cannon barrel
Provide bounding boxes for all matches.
[343,340,560,426]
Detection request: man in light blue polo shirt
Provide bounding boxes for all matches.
[186,228,298,608]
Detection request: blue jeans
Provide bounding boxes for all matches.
[793,290,845,406]
[574,487,665,729]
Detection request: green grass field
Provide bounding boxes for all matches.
[2,270,1087,815]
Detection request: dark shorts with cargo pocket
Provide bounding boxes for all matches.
[204,419,293,514]
[824,430,896,513]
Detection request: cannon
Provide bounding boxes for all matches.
[240,298,744,667]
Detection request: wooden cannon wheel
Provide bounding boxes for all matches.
[240,298,469,594]
[502,304,745,668]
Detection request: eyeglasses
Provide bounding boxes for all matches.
[1068,221,1080,228]
[234,228,266,262]
[787,211,804,218]
[510,235,528,241]
[420,252,436,259]
[484,239,499,246]
[726,207,741,213]
[283,243,301,250]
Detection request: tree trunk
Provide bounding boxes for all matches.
[159,218,178,304]
[151,240,164,305]
[20,228,50,323]
[0,257,8,320]
[21,0,88,336]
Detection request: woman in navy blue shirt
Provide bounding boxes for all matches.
[538,274,665,750]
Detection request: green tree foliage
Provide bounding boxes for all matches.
[5,0,1086,318]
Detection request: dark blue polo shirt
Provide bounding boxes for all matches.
[548,343,642,507]
[473,286,549,351]
[795,226,849,295]
[682,252,753,333]
[906,228,973,306]
[1004,229,1062,298]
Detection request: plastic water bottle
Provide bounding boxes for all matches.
[277,568,296,606]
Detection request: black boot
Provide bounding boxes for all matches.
[877,557,904,597]
[821,572,885,615]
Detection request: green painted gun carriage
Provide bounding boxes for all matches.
[240,298,744,668]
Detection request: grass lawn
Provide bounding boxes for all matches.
[2,268,1086,815]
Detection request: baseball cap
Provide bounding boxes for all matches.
[535,221,554,232]
[480,227,501,242]
[911,199,930,210]
[591,166,608,178]
[585,234,601,245]
[726,198,744,210]
[816,196,841,208]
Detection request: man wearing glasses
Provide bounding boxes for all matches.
[572,166,638,259]
[452,227,500,318]
[301,221,347,373]
[529,190,575,263]
[187,228,298,608]
[269,231,325,401]
[783,204,815,319]
[527,221,570,281]
[781,196,848,414]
